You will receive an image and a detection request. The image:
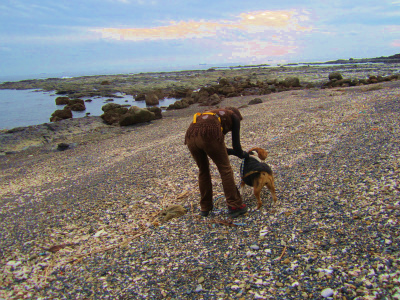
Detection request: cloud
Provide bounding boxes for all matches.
[223,40,297,61]
[93,9,311,42]
[391,40,400,47]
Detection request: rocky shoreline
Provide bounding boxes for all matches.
[1,62,400,155]
[0,75,399,299]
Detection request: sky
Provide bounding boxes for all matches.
[0,0,400,79]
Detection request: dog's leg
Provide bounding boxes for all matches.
[239,181,246,197]
[253,179,264,210]
[265,175,277,204]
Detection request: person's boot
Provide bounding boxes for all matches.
[228,205,248,218]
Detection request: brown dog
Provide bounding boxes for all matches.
[240,147,277,209]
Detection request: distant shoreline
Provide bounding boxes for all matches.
[1,53,399,84]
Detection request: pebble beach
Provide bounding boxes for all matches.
[0,80,399,299]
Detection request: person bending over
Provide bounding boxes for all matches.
[185,107,248,218]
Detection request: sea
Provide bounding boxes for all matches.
[0,64,232,130]
[0,89,178,130]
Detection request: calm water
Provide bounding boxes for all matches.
[0,89,178,129]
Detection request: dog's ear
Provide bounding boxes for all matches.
[248,147,268,160]
[257,148,269,160]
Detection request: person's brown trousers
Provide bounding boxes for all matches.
[186,135,243,211]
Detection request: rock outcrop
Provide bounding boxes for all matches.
[50,107,73,122]
[101,104,157,126]
[249,98,263,105]
[55,97,70,105]
[145,93,159,106]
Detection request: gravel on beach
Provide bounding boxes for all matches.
[0,81,399,299]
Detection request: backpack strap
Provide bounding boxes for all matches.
[193,112,223,131]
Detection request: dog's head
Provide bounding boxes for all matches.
[248,147,269,161]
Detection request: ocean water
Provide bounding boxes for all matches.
[0,89,178,130]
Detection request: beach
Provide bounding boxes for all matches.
[0,77,399,299]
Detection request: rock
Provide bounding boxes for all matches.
[199,93,222,106]
[50,108,72,122]
[158,205,187,223]
[195,284,203,292]
[321,288,334,298]
[119,106,155,126]
[283,77,301,88]
[250,244,259,250]
[69,98,85,105]
[169,87,192,98]
[146,107,162,119]
[220,85,237,96]
[145,93,159,106]
[101,104,129,125]
[68,103,86,111]
[102,103,123,113]
[195,88,210,104]
[134,93,146,101]
[329,72,343,81]
[56,143,77,151]
[55,96,70,105]
[167,98,191,110]
[66,99,86,111]
[57,143,70,151]
[101,104,156,126]
[209,94,221,105]
[249,98,263,105]
[218,78,230,86]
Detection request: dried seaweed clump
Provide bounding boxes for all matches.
[159,205,187,223]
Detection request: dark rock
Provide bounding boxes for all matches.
[368,75,378,84]
[169,87,192,98]
[267,84,276,92]
[218,78,230,86]
[329,72,343,81]
[119,106,155,126]
[134,93,146,101]
[102,103,123,112]
[199,93,221,106]
[101,104,129,125]
[167,98,190,110]
[68,103,86,111]
[249,98,263,105]
[55,90,68,95]
[218,85,236,96]
[196,88,210,104]
[55,97,70,105]
[283,77,301,88]
[57,143,70,151]
[266,78,278,85]
[145,93,159,106]
[50,108,72,122]
[146,107,162,119]
[69,98,85,105]
[242,87,263,96]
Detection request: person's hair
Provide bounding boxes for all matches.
[225,107,243,120]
